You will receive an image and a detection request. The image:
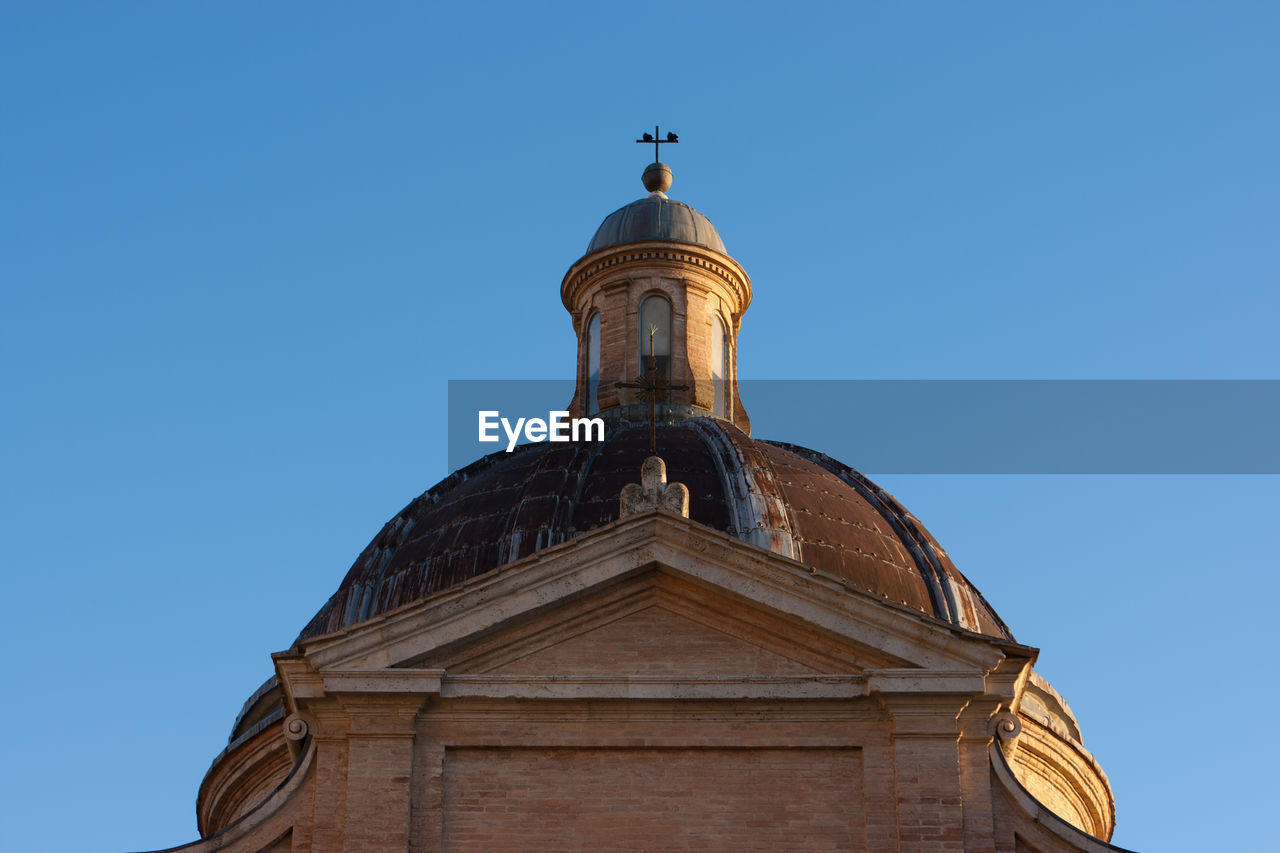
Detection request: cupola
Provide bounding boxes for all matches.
[562,161,752,431]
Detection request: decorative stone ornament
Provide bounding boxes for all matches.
[620,456,690,518]
[989,710,1024,757]
[642,161,673,193]
[282,712,312,761]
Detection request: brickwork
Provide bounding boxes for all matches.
[486,605,819,676]
[340,695,420,852]
[892,736,967,851]
[440,746,865,852]
[414,570,894,676]
[142,165,1126,853]
[310,707,351,853]
[416,709,889,850]
[182,520,1120,853]
[561,242,751,431]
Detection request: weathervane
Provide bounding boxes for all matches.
[617,324,689,455]
[636,125,678,163]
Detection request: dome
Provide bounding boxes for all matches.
[297,420,1010,643]
[586,193,727,256]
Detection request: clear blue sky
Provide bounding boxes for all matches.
[2,3,1276,851]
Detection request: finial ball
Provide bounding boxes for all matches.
[642,162,673,193]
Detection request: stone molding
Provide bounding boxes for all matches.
[421,669,1014,702]
[438,673,868,700]
[180,507,1127,853]
[158,737,314,852]
[561,241,751,312]
[1008,714,1116,840]
[322,670,444,695]
[295,512,1015,674]
[991,742,1132,851]
[196,719,294,838]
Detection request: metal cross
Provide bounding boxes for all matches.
[636,125,678,163]
[616,324,688,455]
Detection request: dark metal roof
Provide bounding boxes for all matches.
[586,193,727,256]
[296,419,1011,643]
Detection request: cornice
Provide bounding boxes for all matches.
[423,701,879,723]
[438,674,868,700]
[294,511,1010,674]
[561,241,752,312]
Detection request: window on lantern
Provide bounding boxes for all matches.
[586,312,601,415]
[637,295,672,384]
[712,314,728,418]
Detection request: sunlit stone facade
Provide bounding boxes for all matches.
[151,164,1129,853]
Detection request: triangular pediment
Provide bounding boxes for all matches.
[407,571,899,677]
[484,605,817,677]
[294,512,1013,679]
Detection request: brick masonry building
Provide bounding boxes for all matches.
[146,160,1133,853]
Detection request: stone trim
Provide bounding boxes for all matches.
[148,738,314,852]
[296,512,1011,674]
[420,698,884,724]
[1009,715,1116,840]
[991,742,1132,852]
[561,242,751,311]
[438,674,868,700]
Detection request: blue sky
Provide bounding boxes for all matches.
[2,3,1277,850]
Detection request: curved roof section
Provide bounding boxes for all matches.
[587,193,727,256]
[297,420,1010,643]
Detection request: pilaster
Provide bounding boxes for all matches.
[338,694,425,853]
[879,692,969,853]
[955,700,1006,853]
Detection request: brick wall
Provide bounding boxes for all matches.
[441,746,865,852]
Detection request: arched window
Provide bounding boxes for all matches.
[711,314,728,418]
[637,295,672,383]
[586,312,601,415]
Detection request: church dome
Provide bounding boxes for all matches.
[586,192,727,256]
[297,420,1010,643]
